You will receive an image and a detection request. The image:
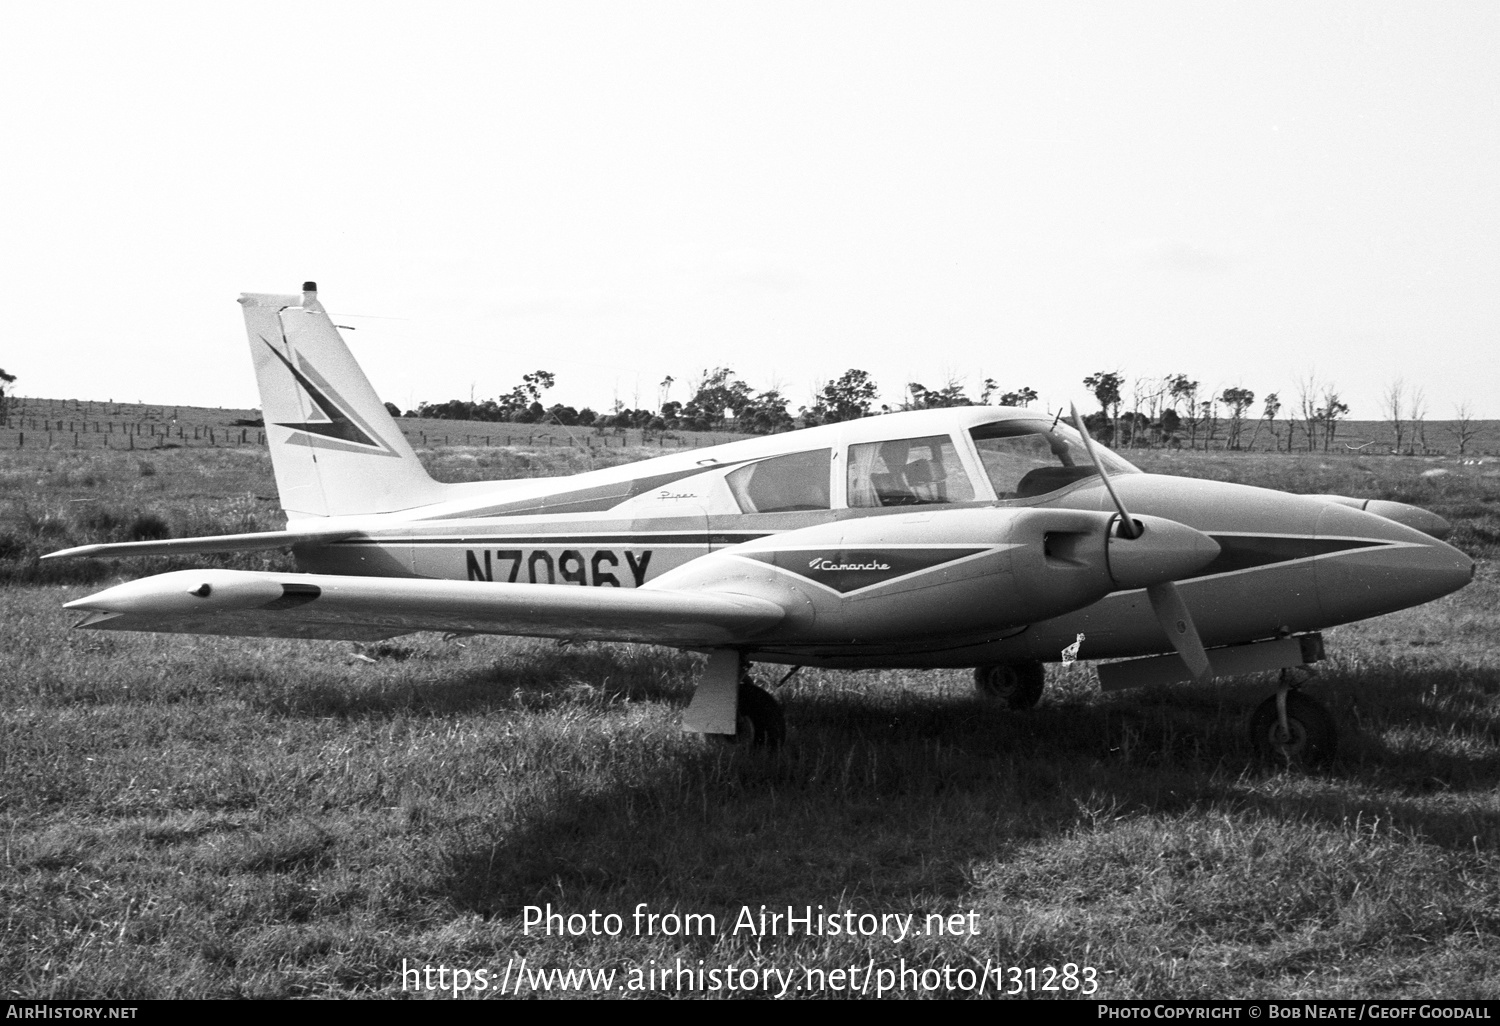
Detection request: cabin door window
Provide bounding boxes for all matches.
[846,435,976,508]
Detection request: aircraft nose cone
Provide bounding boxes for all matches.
[1314,504,1474,623]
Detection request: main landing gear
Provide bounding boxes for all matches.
[1249,673,1336,767]
[683,651,787,748]
[974,661,1046,710]
[724,680,786,748]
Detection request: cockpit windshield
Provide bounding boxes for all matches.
[969,419,1139,500]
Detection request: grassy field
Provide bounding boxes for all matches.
[1,439,1498,999]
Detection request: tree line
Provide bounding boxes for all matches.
[403,368,1050,435]
[1077,371,1482,455]
[404,366,1484,455]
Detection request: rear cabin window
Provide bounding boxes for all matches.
[846,435,976,508]
[726,449,832,513]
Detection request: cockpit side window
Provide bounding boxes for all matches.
[726,448,832,513]
[970,420,1135,499]
[847,435,976,508]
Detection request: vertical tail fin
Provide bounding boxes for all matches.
[239,283,446,520]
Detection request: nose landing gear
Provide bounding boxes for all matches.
[1249,672,1336,767]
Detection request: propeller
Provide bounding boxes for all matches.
[1068,404,1213,684]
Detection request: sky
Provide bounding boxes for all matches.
[2,1,1496,420]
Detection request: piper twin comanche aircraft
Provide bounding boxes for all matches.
[51,284,1476,764]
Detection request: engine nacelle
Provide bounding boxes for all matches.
[648,506,1218,647]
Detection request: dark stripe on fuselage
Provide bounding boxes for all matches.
[1198,535,1385,577]
[329,533,774,548]
[710,533,774,546]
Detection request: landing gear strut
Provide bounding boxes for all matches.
[1249,676,1336,767]
[974,661,1046,710]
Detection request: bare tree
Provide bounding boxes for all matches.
[1197,398,1220,450]
[1398,387,1422,456]
[1127,377,1148,447]
[1144,375,1171,447]
[1382,378,1406,454]
[1124,376,1167,448]
[1295,374,1321,452]
[1317,384,1349,452]
[1448,400,1480,456]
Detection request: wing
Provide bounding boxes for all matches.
[64,569,785,646]
[61,564,786,645]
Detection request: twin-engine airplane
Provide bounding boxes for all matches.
[51,284,1475,764]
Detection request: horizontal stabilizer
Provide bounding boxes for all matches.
[43,530,355,562]
[65,569,786,646]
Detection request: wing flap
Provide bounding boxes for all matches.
[64,570,785,646]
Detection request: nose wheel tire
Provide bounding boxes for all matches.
[716,682,786,749]
[974,662,1046,710]
[1249,691,1336,767]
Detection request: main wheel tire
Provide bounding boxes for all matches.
[974,662,1046,710]
[1249,691,1336,767]
[721,682,786,748]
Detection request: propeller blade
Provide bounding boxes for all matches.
[1066,403,1213,683]
[1069,403,1139,539]
[1146,580,1212,684]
